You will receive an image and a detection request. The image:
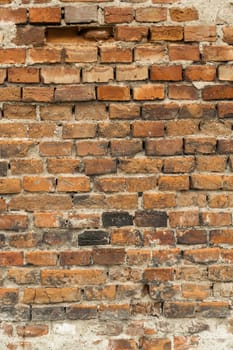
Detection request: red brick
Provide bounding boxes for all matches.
[0,214,28,230]
[158,175,189,191]
[166,120,199,135]
[163,157,195,173]
[0,252,23,266]
[29,7,61,23]
[146,139,183,156]
[135,44,166,62]
[169,84,198,100]
[9,195,72,211]
[119,158,162,173]
[23,87,54,102]
[144,268,174,282]
[14,26,45,46]
[99,122,130,138]
[115,25,148,41]
[29,48,61,64]
[60,251,92,266]
[184,137,216,154]
[3,104,36,120]
[104,7,133,23]
[143,193,176,209]
[62,123,96,139]
[110,140,142,156]
[26,251,57,266]
[57,176,90,192]
[40,105,72,121]
[23,176,55,192]
[55,85,95,101]
[203,45,233,61]
[203,85,233,100]
[132,121,164,137]
[169,211,199,228]
[47,159,80,174]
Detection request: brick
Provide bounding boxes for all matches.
[102,212,133,227]
[185,65,216,81]
[99,122,130,138]
[0,87,21,101]
[146,139,183,156]
[23,176,55,192]
[169,44,200,61]
[109,339,137,350]
[0,8,27,23]
[98,85,130,101]
[0,49,25,65]
[29,48,61,64]
[219,65,233,81]
[83,66,113,83]
[158,175,189,190]
[0,288,18,304]
[166,120,199,135]
[184,137,216,154]
[151,26,183,41]
[170,7,198,22]
[41,66,80,84]
[144,268,173,282]
[55,85,95,101]
[93,248,125,265]
[47,159,80,174]
[174,336,199,350]
[135,211,167,227]
[115,25,148,41]
[132,121,164,137]
[163,157,195,173]
[29,7,61,23]
[75,103,107,120]
[41,269,106,286]
[109,103,140,119]
[9,195,72,211]
[0,252,23,266]
[116,65,148,81]
[0,123,27,137]
[3,104,36,120]
[14,26,45,46]
[191,174,222,190]
[11,159,43,175]
[65,5,97,23]
[196,156,226,172]
[104,7,133,23]
[110,140,142,157]
[60,251,92,265]
[182,283,210,300]
[68,213,100,229]
[0,69,6,83]
[143,193,176,209]
[164,302,195,318]
[210,230,233,244]
[119,158,162,173]
[142,102,179,120]
[65,46,98,63]
[201,212,231,226]
[136,7,167,22]
[23,87,54,102]
[0,141,34,158]
[99,304,130,320]
[184,26,216,42]
[7,268,39,285]
[142,338,171,350]
[169,84,198,100]
[111,228,143,246]
[34,212,60,228]
[39,142,72,157]
[203,45,233,61]
[8,67,40,83]
[84,158,116,175]
[16,325,48,337]
[223,26,233,44]
[62,123,96,138]
[135,44,165,62]
[203,85,233,100]
[31,306,65,321]
[26,251,57,266]
[57,176,90,192]
[133,84,164,100]
[180,103,216,119]
[151,65,182,81]
[169,211,199,228]
[78,230,109,246]
[40,105,73,121]
[76,140,108,156]
[197,301,229,318]
[177,229,207,245]
[0,178,21,194]
[66,305,97,320]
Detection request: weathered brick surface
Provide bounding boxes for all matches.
[0,0,233,348]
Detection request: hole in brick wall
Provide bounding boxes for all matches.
[46,26,114,44]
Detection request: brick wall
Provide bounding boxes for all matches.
[0,0,233,349]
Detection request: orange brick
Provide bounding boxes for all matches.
[47,159,80,174]
[0,87,21,101]
[23,87,54,102]
[185,65,216,81]
[223,26,233,44]
[26,251,58,266]
[8,67,39,83]
[83,66,113,83]
[84,159,116,175]
[133,84,164,100]
[169,211,199,227]
[0,178,21,194]
[65,46,98,63]
[3,104,36,120]
[0,252,23,266]
[39,141,72,156]
[166,120,199,135]
[16,325,49,337]
[29,48,61,64]
[219,65,233,81]
[63,123,96,139]
[0,123,27,137]
[116,65,148,81]
[41,269,106,286]
[23,287,80,304]
[29,7,61,23]
[169,44,200,61]
[34,212,61,228]
[100,46,132,63]
[158,175,189,190]
[0,49,26,64]
[184,25,216,42]
[41,66,80,84]
[136,7,167,22]
[143,193,176,209]
[98,85,130,101]
[191,174,222,190]
[169,84,198,100]
[135,44,166,62]
[55,85,95,101]
[0,8,27,23]
[57,176,90,192]
[203,85,233,100]
[144,268,174,282]
[23,176,55,192]
[132,121,164,137]
[170,7,198,22]
[151,65,182,81]
[151,26,183,41]
[203,45,233,61]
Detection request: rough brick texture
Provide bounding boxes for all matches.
[0,0,233,349]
